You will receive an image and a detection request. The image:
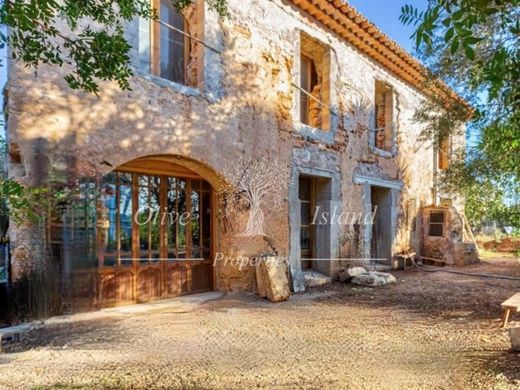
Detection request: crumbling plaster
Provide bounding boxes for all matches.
[6,0,464,291]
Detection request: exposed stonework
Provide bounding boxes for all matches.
[421,206,478,266]
[5,0,467,315]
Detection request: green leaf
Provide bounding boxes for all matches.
[452,9,464,20]
[450,39,460,54]
[463,37,483,45]
[464,44,475,60]
[445,27,455,42]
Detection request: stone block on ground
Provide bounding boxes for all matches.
[303,270,332,288]
[256,256,290,302]
[255,261,267,298]
[338,267,366,283]
[511,328,520,352]
[351,272,396,287]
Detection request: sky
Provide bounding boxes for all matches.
[348,0,429,54]
[348,1,481,150]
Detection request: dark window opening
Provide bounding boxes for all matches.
[374,80,394,152]
[429,211,445,237]
[158,0,187,84]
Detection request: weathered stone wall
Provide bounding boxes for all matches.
[6,0,465,295]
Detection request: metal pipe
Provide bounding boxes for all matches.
[291,82,338,117]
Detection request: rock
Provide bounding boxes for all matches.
[256,256,290,302]
[338,267,366,283]
[255,260,267,298]
[511,328,520,352]
[303,270,332,288]
[351,272,397,287]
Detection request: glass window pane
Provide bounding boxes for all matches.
[429,223,443,237]
[300,227,311,250]
[301,56,310,91]
[160,0,185,84]
[101,174,117,267]
[430,211,445,223]
[138,176,151,263]
[119,173,133,266]
[201,189,211,253]
[166,178,178,260]
[177,179,187,251]
[301,203,311,226]
[191,189,200,250]
[136,175,161,263]
[150,176,161,262]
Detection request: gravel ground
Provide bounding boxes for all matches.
[0,255,519,389]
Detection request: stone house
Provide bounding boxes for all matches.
[2,0,474,315]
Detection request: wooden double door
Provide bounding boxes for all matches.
[98,165,213,307]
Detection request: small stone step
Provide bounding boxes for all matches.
[0,323,33,350]
[351,272,396,287]
[303,270,332,288]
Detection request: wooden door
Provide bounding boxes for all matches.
[98,168,213,307]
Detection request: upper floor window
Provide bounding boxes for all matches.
[149,0,204,88]
[438,135,451,170]
[299,33,331,131]
[372,80,394,152]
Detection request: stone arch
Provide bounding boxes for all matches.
[115,154,226,191]
[95,153,225,307]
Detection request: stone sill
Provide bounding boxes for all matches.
[369,144,395,159]
[295,122,336,144]
[134,71,220,104]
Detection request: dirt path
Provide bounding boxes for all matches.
[1,256,519,389]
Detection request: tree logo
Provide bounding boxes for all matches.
[220,156,289,237]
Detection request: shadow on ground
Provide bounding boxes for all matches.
[2,318,121,354]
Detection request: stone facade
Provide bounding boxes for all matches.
[5,0,466,306]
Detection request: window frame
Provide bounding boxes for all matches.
[150,0,191,85]
[99,171,212,268]
[428,210,445,237]
[371,80,395,154]
[298,32,331,132]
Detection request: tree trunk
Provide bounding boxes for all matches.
[240,203,265,236]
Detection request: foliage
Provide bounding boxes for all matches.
[438,150,519,227]
[0,179,50,224]
[0,137,46,225]
[400,0,519,226]
[0,0,228,94]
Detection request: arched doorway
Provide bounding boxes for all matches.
[98,156,217,307]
